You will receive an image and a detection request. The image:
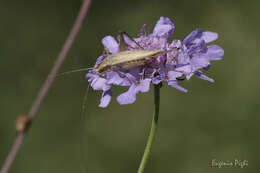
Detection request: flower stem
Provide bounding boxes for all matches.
[137,84,160,173]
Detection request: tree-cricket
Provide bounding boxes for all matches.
[58,32,178,78]
[93,32,178,76]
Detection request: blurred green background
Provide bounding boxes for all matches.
[0,0,259,172]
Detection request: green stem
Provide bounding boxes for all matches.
[137,84,160,173]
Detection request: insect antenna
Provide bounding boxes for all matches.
[57,67,93,77]
[79,82,91,172]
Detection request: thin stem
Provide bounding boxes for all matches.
[137,84,160,173]
[0,1,92,173]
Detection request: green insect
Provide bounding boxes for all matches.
[58,32,178,77]
[94,32,177,76]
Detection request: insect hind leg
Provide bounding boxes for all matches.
[103,47,111,55]
[111,66,132,84]
[118,31,144,51]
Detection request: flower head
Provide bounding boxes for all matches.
[86,17,224,107]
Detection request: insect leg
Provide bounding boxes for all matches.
[98,73,107,79]
[96,67,123,80]
[118,32,128,52]
[111,66,132,84]
[103,47,111,55]
[119,31,144,50]
[140,66,146,80]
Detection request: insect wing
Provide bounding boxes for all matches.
[107,50,162,66]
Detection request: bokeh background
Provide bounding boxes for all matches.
[0,0,259,173]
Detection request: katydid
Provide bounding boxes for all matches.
[94,32,178,75]
[58,32,178,77]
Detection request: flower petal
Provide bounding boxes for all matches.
[167,71,183,80]
[99,90,112,108]
[117,79,151,105]
[102,36,119,54]
[94,55,107,66]
[91,76,111,91]
[106,71,131,86]
[195,71,214,83]
[203,45,224,60]
[202,31,218,43]
[152,76,162,84]
[183,29,203,46]
[153,17,175,39]
[168,80,188,92]
[169,39,182,49]
[190,56,210,70]
[116,34,137,49]
[117,86,136,105]
[175,65,194,80]
[176,46,191,65]
[138,79,151,92]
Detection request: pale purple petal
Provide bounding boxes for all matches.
[167,71,183,80]
[173,45,191,65]
[167,40,182,65]
[188,39,205,54]
[95,55,107,66]
[168,39,182,49]
[176,64,192,73]
[195,71,214,83]
[106,71,131,86]
[152,76,162,84]
[117,79,151,105]
[202,31,218,43]
[203,65,210,71]
[155,16,174,26]
[116,34,136,49]
[168,80,188,92]
[203,45,224,60]
[183,29,203,46]
[99,90,112,108]
[138,79,151,92]
[91,77,111,91]
[152,69,164,84]
[102,36,119,54]
[86,72,94,81]
[153,17,174,39]
[185,73,194,80]
[174,65,194,80]
[117,86,136,105]
[190,56,210,70]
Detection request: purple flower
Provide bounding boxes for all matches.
[86,17,224,107]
